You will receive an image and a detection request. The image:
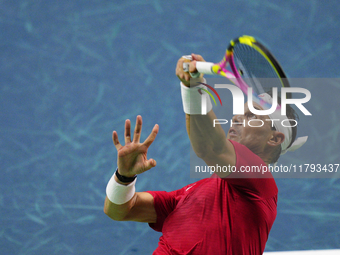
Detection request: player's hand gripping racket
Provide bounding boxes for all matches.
[183,35,291,108]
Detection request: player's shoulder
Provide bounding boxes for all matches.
[180,178,210,194]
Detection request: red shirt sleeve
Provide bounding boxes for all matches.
[146,179,207,232]
[223,140,278,200]
[146,189,182,232]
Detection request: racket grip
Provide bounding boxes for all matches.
[196,61,214,75]
[182,61,214,75]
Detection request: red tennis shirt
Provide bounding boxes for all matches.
[147,140,278,255]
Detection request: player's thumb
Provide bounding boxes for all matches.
[145,158,157,171]
[191,53,205,62]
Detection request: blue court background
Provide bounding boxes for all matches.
[1,1,339,254]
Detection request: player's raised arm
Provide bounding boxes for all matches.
[176,54,236,177]
[104,115,158,223]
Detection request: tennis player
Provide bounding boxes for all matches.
[104,54,307,254]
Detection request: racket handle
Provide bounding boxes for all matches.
[196,61,214,75]
[182,61,214,76]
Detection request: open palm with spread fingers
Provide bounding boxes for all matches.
[112,115,159,177]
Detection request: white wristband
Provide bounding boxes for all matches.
[180,80,213,115]
[106,173,136,205]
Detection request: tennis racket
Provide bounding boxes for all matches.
[183,35,291,108]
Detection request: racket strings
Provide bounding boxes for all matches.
[233,43,283,97]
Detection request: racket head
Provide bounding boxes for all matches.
[228,35,291,101]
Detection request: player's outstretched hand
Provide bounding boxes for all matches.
[112,115,159,177]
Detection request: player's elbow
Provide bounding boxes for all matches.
[103,206,127,221]
[103,198,128,221]
[104,212,125,221]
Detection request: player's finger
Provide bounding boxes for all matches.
[143,124,159,148]
[144,158,157,171]
[176,58,184,73]
[176,58,187,75]
[184,72,191,81]
[112,131,122,150]
[189,61,198,73]
[176,72,190,83]
[133,115,142,143]
[191,53,205,62]
[189,54,206,75]
[177,57,194,85]
[124,119,131,144]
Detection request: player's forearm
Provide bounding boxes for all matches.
[103,174,136,221]
[180,74,232,165]
[186,110,228,159]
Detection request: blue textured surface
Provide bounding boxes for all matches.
[1,1,340,254]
